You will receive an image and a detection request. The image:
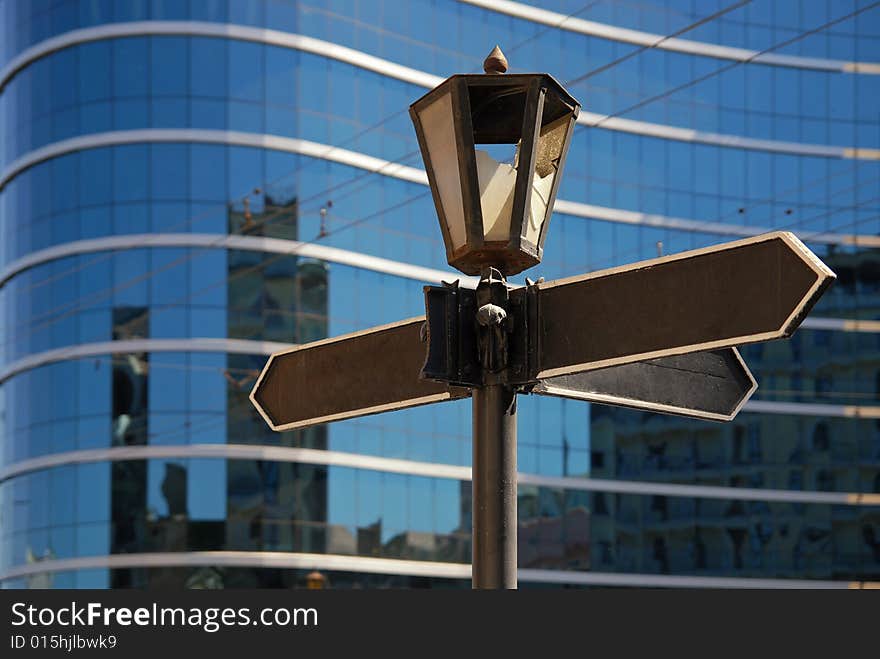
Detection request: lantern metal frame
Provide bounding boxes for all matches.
[410,73,580,276]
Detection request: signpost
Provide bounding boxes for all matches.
[250,48,837,589]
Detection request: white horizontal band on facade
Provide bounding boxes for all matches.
[801,317,880,333]
[0,337,292,384]
[1,23,878,160]
[3,443,879,507]
[2,129,879,251]
[0,128,431,192]
[0,550,875,589]
[0,233,874,344]
[458,0,880,74]
[0,551,469,583]
[0,231,467,289]
[0,21,443,93]
[745,399,880,419]
[0,444,467,485]
[3,330,880,420]
[551,198,880,247]
[576,111,880,160]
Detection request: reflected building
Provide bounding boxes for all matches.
[587,250,880,578]
[0,1,879,588]
[225,192,330,575]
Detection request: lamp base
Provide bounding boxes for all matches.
[448,239,541,276]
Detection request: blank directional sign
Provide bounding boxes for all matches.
[250,318,470,431]
[533,348,757,421]
[533,231,835,380]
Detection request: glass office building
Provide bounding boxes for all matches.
[0,0,878,588]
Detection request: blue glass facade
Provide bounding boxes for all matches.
[0,0,879,588]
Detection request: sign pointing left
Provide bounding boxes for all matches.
[250,318,470,431]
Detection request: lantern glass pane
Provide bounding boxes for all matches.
[418,91,467,250]
[475,143,518,241]
[524,111,570,245]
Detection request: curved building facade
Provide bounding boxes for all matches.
[0,0,879,588]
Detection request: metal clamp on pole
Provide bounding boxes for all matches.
[420,281,479,387]
[476,267,510,376]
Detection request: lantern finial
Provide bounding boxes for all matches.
[483,46,508,74]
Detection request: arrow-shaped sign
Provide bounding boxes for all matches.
[252,232,834,432]
[532,347,756,421]
[532,231,835,380]
[250,317,469,431]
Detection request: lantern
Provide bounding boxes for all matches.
[409,46,580,276]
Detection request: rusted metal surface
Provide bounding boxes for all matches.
[534,348,756,422]
[250,318,469,431]
[534,232,835,379]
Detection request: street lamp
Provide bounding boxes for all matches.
[411,47,581,589]
[409,46,580,276]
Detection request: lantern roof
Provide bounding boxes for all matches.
[410,73,580,144]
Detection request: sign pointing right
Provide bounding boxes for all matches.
[532,231,835,380]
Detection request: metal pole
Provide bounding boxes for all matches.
[472,382,517,589]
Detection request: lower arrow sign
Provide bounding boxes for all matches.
[250,317,470,431]
[531,347,756,421]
